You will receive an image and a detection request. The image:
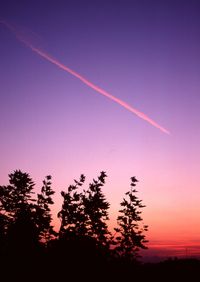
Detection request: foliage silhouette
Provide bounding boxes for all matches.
[1,170,200,281]
[0,169,177,282]
[0,171,37,255]
[0,170,57,260]
[82,171,111,248]
[58,173,86,238]
[36,175,56,243]
[113,176,148,262]
[0,170,35,228]
[57,171,111,270]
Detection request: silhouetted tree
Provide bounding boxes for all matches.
[57,172,111,269]
[0,171,39,259]
[0,171,56,257]
[58,174,87,238]
[36,175,56,244]
[0,170,151,279]
[0,170,36,228]
[82,171,111,249]
[113,176,148,262]
[56,174,88,269]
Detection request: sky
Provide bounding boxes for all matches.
[1,0,200,260]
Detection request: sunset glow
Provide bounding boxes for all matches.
[1,0,200,261]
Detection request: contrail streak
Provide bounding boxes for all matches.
[2,21,170,134]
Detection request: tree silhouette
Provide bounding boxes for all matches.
[0,170,36,229]
[82,171,111,249]
[1,169,199,281]
[0,170,151,280]
[36,175,56,244]
[58,172,111,245]
[0,171,39,258]
[58,174,87,238]
[0,171,57,257]
[113,176,148,262]
[57,171,112,270]
[0,170,35,223]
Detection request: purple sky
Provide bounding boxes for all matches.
[1,0,200,258]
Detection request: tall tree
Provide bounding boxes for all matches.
[58,172,111,245]
[1,170,39,256]
[0,170,35,219]
[82,171,111,249]
[58,174,86,238]
[57,172,111,270]
[0,170,36,230]
[0,171,56,253]
[36,175,56,244]
[113,176,148,262]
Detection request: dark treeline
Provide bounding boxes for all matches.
[0,170,199,281]
[0,170,148,281]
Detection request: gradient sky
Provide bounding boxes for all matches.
[1,0,200,259]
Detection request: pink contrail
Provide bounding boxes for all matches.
[2,21,170,134]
